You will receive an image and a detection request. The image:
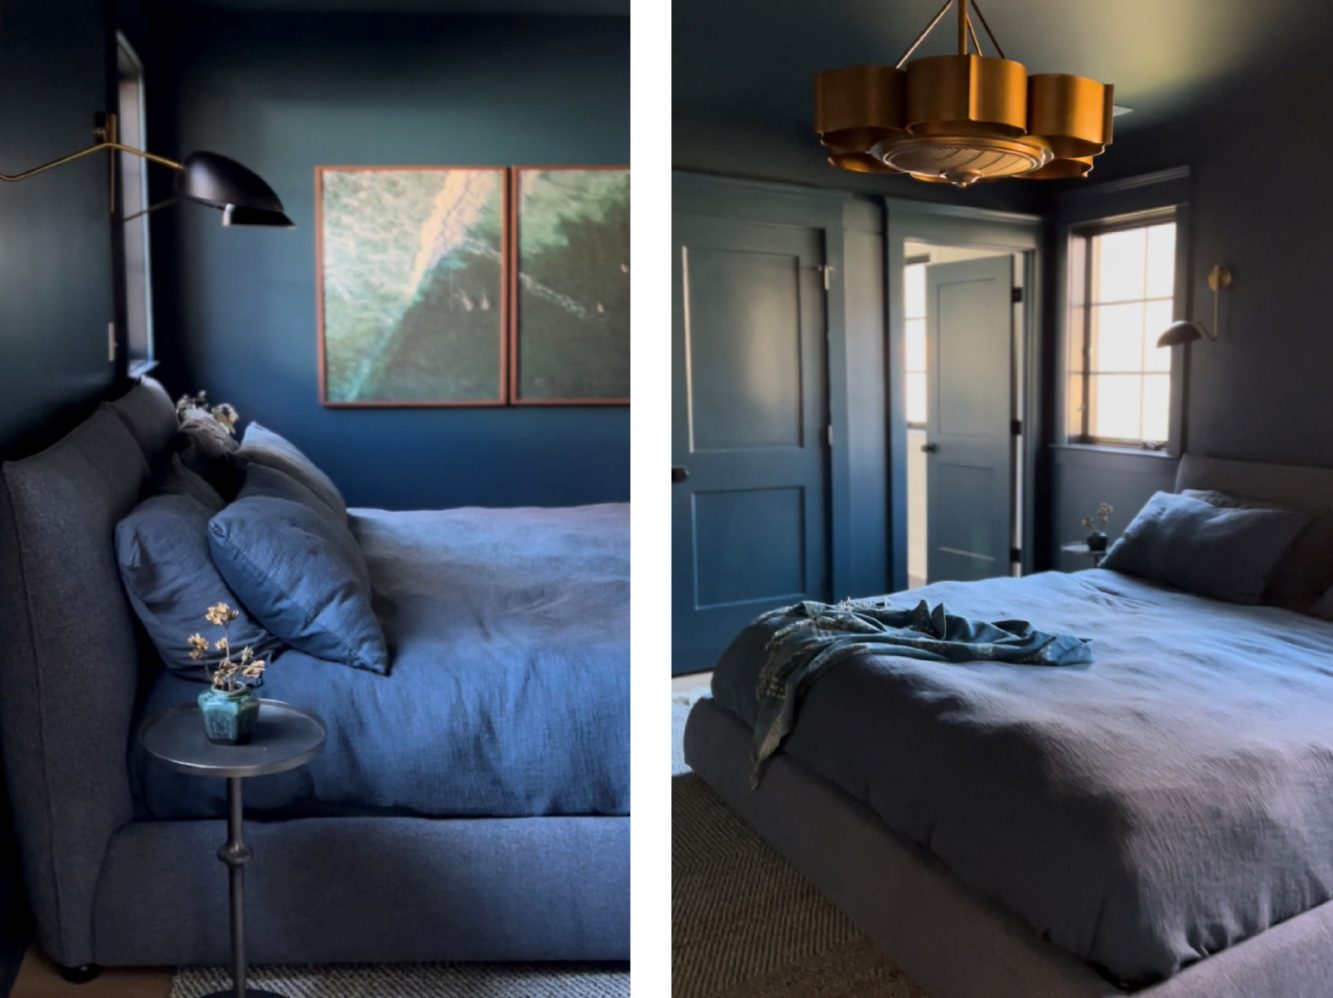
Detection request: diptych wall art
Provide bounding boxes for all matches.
[316,164,629,407]
[512,167,630,404]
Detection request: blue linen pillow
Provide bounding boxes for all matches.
[1102,491,1310,604]
[239,422,347,520]
[208,492,386,674]
[116,494,279,676]
[240,462,348,536]
[151,453,225,512]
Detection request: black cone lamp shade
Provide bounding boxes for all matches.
[1156,320,1208,347]
[176,151,294,228]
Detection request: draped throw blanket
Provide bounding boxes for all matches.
[750,599,1093,786]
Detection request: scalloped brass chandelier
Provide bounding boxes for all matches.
[814,0,1114,187]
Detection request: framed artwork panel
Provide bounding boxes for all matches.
[511,166,630,405]
[317,165,508,407]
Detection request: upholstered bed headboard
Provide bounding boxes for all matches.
[1175,453,1333,508]
[0,376,175,966]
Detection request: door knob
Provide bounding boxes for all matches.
[672,466,690,483]
[921,443,938,453]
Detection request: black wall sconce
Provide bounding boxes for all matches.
[0,113,293,227]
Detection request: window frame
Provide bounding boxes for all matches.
[1064,205,1187,455]
[116,31,156,377]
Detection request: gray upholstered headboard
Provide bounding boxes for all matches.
[1175,454,1333,508]
[0,376,175,965]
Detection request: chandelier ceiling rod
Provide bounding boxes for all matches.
[895,0,953,68]
[968,0,1006,59]
[965,13,983,56]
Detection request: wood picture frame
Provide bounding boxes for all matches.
[316,165,510,408]
[509,165,630,406]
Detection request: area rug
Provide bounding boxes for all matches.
[171,962,629,997]
[672,696,927,998]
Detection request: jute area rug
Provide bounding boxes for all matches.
[672,697,927,998]
[171,961,629,997]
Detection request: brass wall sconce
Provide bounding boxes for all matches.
[1157,264,1233,346]
[0,113,294,227]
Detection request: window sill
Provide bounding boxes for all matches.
[1052,442,1177,460]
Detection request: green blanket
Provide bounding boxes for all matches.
[751,599,1093,786]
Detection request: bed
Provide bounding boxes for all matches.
[0,378,628,973]
[684,455,1333,998]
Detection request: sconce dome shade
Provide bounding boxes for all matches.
[176,151,292,225]
[1156,320,1206,347]
[223,204,296,228]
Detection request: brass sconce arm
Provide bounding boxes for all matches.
[0,140,182,184]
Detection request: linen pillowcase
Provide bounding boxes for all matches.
[1101,491,1310,604]
[239,422,347,520]
[176,408,244,499]
[1182,488,1333,614]
[208,486,386,674]
[116,493,279,676]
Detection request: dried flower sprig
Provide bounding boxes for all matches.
[1081,502,1114,531]
[189,602,266,691]
[176,391,240,436]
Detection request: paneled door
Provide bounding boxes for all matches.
[672,217,830,675]
[924,255,1014,582]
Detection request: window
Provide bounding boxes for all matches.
[1067,217,1176,447]
[117,33,154,374]
[904,260,927,427]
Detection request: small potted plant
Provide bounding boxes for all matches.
[1081,502,1114,553]
[188,602,267,745]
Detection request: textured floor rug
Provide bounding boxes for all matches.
[170,962,629,997]
[673,697,927,998]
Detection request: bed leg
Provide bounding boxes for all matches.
[55,963,102,984]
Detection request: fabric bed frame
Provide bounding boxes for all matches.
[0,379,628,970]
[686,699,1333,998]
[683,453,1333,998]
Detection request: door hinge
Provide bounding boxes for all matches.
[818,265,834,291]
[107,322,117,363]
[826,424,834,447]
[1011,286,1023,304]
[1010,418,1022,436]
[1010,546,1022,563]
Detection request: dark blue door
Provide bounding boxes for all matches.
[672,217,830,675]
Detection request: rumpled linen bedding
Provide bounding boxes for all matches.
[135,503,629,821]
[709,569,1333,988]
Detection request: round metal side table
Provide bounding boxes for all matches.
[1061,541,1107,568]
[140,700,326,998]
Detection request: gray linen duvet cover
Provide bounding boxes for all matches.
[709,569,1333,988]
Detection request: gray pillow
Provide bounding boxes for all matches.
[209,489,386,674]
[1183,488,1333,615]
[239,422,346,520]
[151,454,225,512]
[240,463,348,537]
[1102,491,1310,604]
[116,494,279,676]
[177,408,243,499]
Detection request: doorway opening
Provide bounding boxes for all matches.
[903,240,1026,589]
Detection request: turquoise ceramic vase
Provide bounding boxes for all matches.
[198,685,260,745]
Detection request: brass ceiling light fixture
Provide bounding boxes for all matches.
[814,0,1115,188]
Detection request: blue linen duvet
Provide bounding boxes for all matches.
[710,569,1333,987]
[134,503,629,820]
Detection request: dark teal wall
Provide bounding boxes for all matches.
[150,10,630,510]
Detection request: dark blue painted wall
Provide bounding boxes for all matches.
[149,9,630,510]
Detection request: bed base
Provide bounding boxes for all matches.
[684,698,1333,998]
